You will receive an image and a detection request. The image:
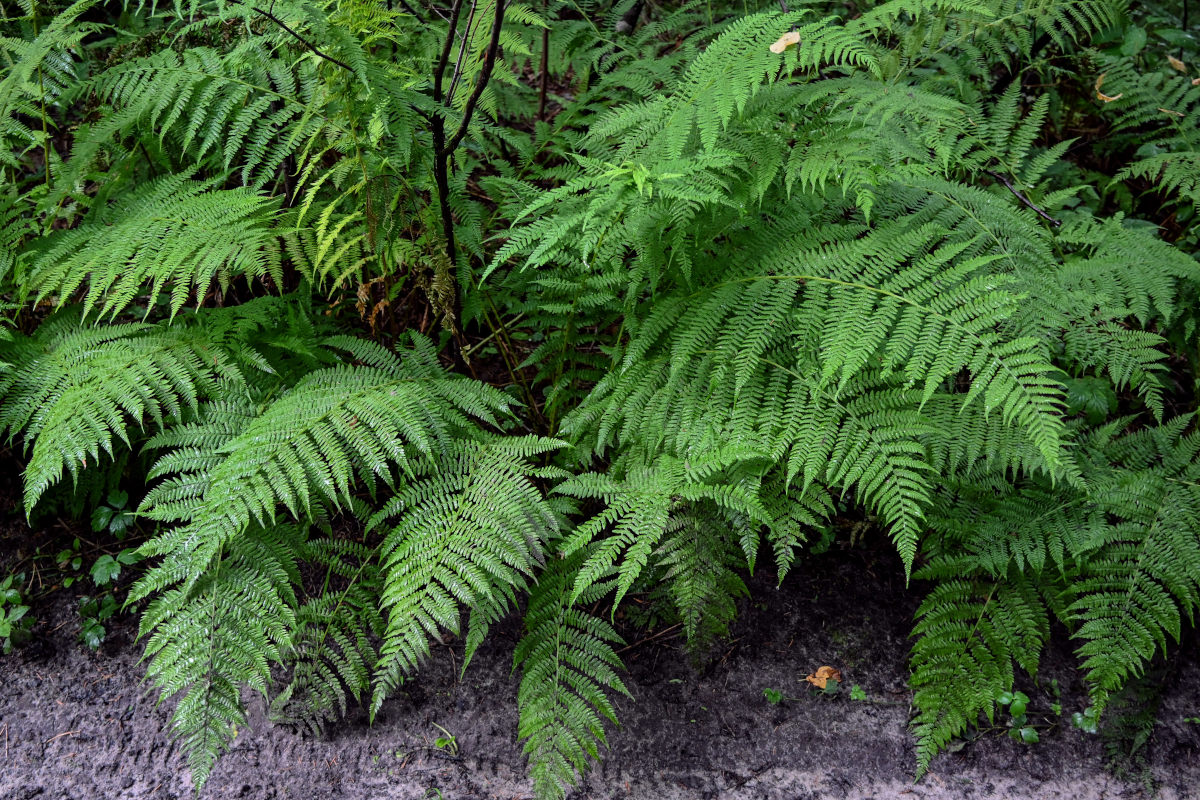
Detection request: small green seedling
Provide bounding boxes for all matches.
[1071,705,1100,734]
[90,548,140,587]
[850,684,868,701]
[79,593,119,650]
[763,687,784,705]
[997,691,1039,743]
[431,722,458,756]
[91,490,135,539]
[56,538,84,588]
[0,573,33,654]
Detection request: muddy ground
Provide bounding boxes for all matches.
[1,517,1198,800]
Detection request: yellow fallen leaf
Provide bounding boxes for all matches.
[1193,77,1200,86]
[805,665,843,689]
[1159,107,1185,118]
[770,31,801,54]
[1095,72,1123,103]
[1168,55,1187,72]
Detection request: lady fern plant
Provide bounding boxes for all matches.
[2,0,1199,797]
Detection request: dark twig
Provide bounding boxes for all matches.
[439,0,507,158]
[446,0,480,106]
[226,0,354,73]
[397,0,425,22]
[538,22,549,120]
[429,0,508,369]
[985,169,1061,227]
[430,0,467,260]
[432,0,466,104]
[778,0,789,12]
[615,0,643,34]
[616,623,682,654]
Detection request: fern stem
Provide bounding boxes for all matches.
[439,0,508,158]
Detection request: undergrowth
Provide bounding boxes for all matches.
[2,0,1199,795]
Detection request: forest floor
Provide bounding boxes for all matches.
[1,492,1198,800]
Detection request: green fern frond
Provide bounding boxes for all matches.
[1068,422,1200,711]
[139,524,302,788]
[0,0,98,163]
[909,573,1049,776]
[76,41,335,186]
[271,534,386,734]
[369,436,565,713]
[556,457,769,608]
[657,510,749,648]
[28,174,282,319]
[0,297,324,513]
[514,548,630,800]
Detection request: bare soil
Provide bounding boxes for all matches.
[1,519,1198,799]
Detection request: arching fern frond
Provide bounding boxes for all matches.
[138,523,302,787]
[909,572,1049,776]
[27,174,283,320]
[514,547,630,800]
[369,436,565,713]
[0,297,323,513]
[270,533,386,735]
[1068,421,1200,712]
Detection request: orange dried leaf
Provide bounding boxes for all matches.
[804,665,843,689]
[1193,77,1200,86]
[1168,55,1187,72]
[770,31,801,54]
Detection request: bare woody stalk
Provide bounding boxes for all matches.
[430,0,507,363]
[540,16,549,120]
[225,0,354,72]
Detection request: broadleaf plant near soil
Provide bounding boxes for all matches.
[2,0,1200,796]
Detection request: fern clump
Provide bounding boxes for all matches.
[2,0,1199,796]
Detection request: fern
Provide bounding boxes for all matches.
[4,1,1199,796]
[514,548,630,800]
[910,572,1049,775]
[270,530,387,735]
[1067,421,1200,712]
[27,175,283,319]
[128,334,523,781]
[0,300,298,512]
[368,435,565,713]
[139,523,302,786]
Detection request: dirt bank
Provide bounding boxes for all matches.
[1,541,1197,800]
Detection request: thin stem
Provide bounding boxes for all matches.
[439,0,507,158]
[984,169,1061,227]
[446,0,480,106]
[225,0,354,73]
[538,23,550,120]
[433,0,467,104]
[461,312,526,357]
[397,0,425,22]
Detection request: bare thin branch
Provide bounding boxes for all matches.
[985,169,1062,227]
[225,0,354,73]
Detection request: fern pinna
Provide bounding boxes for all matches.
[2,0,1199,797]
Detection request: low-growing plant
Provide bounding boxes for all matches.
[0,573,33,654]
[1,0,1199,798]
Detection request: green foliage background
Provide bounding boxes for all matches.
[2,0,1200,795]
